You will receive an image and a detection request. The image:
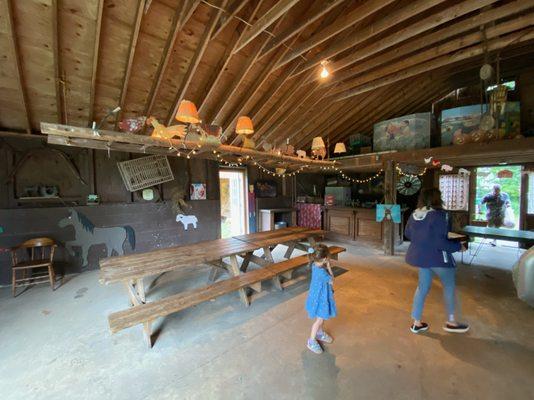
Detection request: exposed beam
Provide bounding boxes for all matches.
[233,0,301,54]
[229,60,302,146]
[210,5,283,125]
[324,0,500,80]
[225,41,300,144]
[321,0,534,88]
[293,0,447,77]
[5,0,32,132]
[166,0,227,125]
[210,0,250,41]
[114,0,146,130]
[331,15,534,96]
[275,0,396,70]
[51,0,64,124]
[333,28,534,102]
[198,0,265,114]
[88,0,104,125]
[258,0,345,60]
[144,0,200,120]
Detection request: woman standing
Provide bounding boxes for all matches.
[405,188,469,334]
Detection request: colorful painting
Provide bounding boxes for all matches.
[376,204,401,223]
[440,102,521,145]
[190,183,206,200]
[373,113,431,152]
[254,180,277,198]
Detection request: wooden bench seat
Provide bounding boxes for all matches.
[108,246,345,346]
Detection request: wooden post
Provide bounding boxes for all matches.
[383,160,396,255]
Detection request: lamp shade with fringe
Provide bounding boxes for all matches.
[175,100,200,124]
[334,142,347,154]
[236,116,254,134]
[311,136,325,150]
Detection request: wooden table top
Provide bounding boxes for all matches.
[100,237,259,284]
[459,225,534,243]
[234,227,324,248]
[100,227,324,284]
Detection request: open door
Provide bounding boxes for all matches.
[219,169,248,238]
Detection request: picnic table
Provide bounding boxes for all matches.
[99,227,325,346]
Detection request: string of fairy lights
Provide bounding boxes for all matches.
[396,165,428,177]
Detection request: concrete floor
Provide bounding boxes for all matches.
[1,242,533,400]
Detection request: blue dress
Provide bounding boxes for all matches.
[305,263,337,319]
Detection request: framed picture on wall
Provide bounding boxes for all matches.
[190,183,206,200]
[254,180,277,198]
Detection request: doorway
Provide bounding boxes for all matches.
[219,169,247,238]
[472,165,522,253]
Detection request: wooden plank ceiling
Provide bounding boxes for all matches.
[1,0,533,153]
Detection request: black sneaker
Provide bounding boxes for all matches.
[443,323,470,333]
[410,322,429,334]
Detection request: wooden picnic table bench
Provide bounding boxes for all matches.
[99,227,326,347]
[108,245,345,347]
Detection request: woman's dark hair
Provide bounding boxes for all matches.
[309,243,330,263]
[417,188,444,209]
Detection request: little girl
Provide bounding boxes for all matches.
[305,244,337,354]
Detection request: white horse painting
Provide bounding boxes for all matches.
[59,209,136,266]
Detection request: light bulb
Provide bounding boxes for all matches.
[320,65,329,79]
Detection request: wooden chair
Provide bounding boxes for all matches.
[11,237,57,297]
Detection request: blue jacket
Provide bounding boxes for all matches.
[405,207,461,269]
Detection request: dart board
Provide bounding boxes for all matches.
[397,175,421,195]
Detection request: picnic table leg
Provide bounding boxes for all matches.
[284,242,296,259]
[124,282,153,348]
[263,246,283,290]
[240,252,252,272]
[229,255,250,306]
[136,278,146,303]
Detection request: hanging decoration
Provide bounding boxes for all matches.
[396,175,422,196]
[497,169,513,178]
[396,164,427,177]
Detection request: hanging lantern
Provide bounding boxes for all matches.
[236,116,254,134]
[175,100,200,124]
[333,142,347,154]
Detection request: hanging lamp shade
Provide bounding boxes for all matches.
[311,136,325,150]
[333,142,347,154]
[236,116,254,135]
[175,100,200,124]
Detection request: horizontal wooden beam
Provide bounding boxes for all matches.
[276,0,396,70]
[40,123,336,167]
[333,28,534,101]
[232,0,301,53]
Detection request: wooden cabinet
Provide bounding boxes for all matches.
[325,207,403,244]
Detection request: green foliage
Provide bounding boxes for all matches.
[475,166,522,226]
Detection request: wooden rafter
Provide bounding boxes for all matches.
[292,0,448,78]
[198,0,265,114]
[333,28,534,101]
[322,0,500,80]
[258,0,345,60]
[275,0,396,70]
[232,0,301,54]
[88,0,104,125]
[210,0,250,41]
[321,0,534,89]
[166,0,227,125]
[143,0,200,119]
[51,0,64,124]
[5,0,32,132]
[113,0,146,130]
[224,38,300,144]
[331,15,534,96]
[210,4,283,125]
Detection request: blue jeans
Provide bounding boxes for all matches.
[412,267,456,321]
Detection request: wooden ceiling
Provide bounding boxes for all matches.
[1,0,533,152]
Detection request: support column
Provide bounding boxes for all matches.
[383,160,396,256]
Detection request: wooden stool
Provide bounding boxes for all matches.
[11,238,57,297]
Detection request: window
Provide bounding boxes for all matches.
[439,174,469,211]
[528,172,534,214]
